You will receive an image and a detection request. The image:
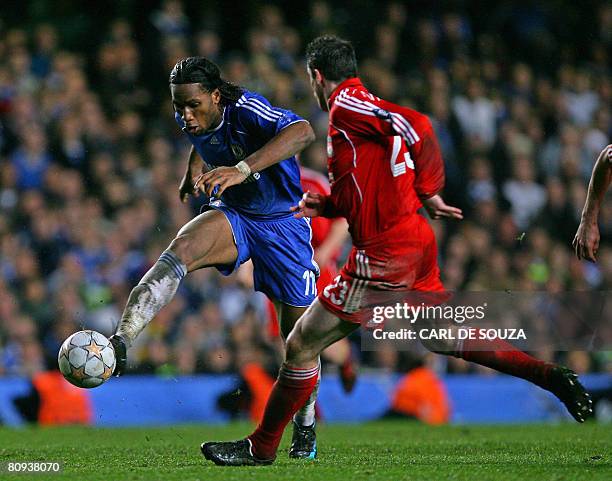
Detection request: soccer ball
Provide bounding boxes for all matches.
[58,330,116,388]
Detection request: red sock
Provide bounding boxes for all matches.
[455,329,555,390]
[248,363,319,460]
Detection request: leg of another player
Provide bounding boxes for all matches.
[278,301,355,393]
[279,304,320,427]
[278,303,320,458]
[419,321,593,422]
[201,299,358,465]
[276,303,306,340]
[112,210,237,374]
[247,300,358,461]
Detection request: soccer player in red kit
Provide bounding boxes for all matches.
[201,36,593,466]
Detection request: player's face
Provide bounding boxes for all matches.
[171,83,222,135]
[308,67,328,112]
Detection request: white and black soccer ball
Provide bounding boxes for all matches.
[58,330,116,388]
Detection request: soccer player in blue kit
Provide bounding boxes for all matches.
[108,57,320,458]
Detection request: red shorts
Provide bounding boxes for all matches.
[318,215,445,325]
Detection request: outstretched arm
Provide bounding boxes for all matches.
[573,145,612,261]
[195,122,315,197]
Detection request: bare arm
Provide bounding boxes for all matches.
[580,145,612,224]
[195,122,315,197]
[179,146,207,203]
[573,145,612,261]
[244,121,315,173]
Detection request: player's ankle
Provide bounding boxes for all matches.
[248,436,276,460]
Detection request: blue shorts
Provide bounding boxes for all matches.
[206,203,319,307]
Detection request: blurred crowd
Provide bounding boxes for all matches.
[0,1,610,380]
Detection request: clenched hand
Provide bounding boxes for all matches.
[290,191,327,218]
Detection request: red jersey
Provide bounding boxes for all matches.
[324,77,445,246]
[318,78,446,323]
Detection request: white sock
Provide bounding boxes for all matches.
[116,250,187,347]
[293,358,321,427]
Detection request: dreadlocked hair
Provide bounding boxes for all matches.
[169,57,243,106]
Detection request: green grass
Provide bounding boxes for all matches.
[0,422,610,481]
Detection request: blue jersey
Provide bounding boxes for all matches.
[175,90,306,219]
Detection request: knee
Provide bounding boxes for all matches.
[286,330,318,366]
[168,235,193,266]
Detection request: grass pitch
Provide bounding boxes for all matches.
[1,421,610,481]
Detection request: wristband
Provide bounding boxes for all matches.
[235,161,251,178]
